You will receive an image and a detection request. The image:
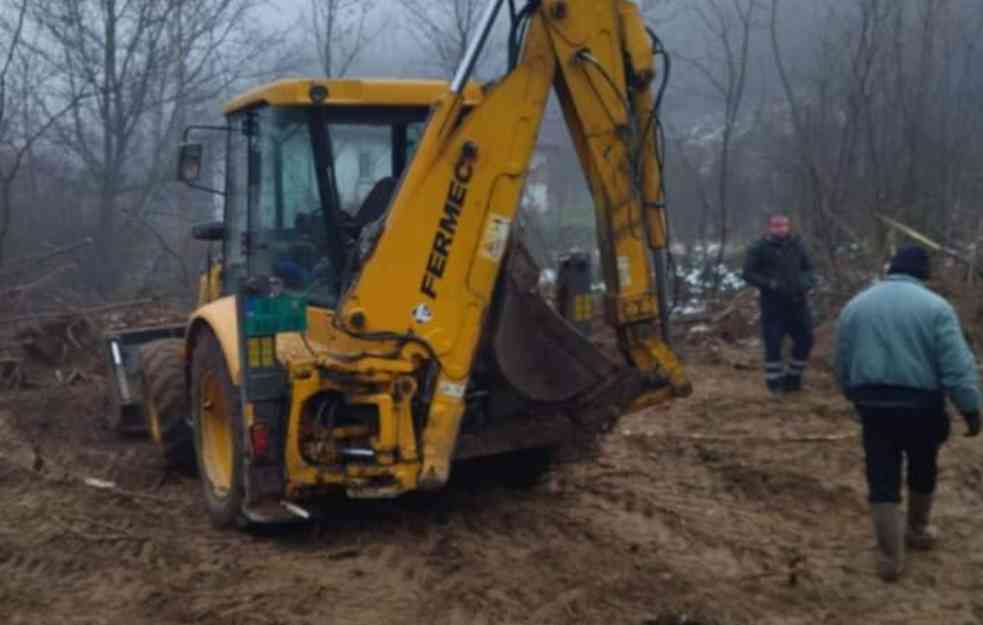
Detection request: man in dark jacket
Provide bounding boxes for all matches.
[835,245,981,582]
[742,214,817,394]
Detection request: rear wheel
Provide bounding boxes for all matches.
[191,330,245,529]
[139,339,193,468]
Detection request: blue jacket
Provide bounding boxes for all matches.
[835,275,980,415]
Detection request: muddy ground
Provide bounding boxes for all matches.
[1,338,982,625]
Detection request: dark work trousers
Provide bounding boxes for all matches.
[760,297,814,391]
[854,391,950,503]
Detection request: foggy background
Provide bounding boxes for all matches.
[1,0,981,309]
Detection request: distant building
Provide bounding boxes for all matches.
[333,125,397,213]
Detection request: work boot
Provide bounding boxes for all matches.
[906,491,939,550]
[871,503,905,582]
[785,359,807,392]
[765,362,785,397]
[783,373,803,393]
[766,377,785,397]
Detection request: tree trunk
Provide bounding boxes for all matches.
[96,178,119,294]
[0,180,13,266]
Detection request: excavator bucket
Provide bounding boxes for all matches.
[454,237,648,461]
[490,239,621,403]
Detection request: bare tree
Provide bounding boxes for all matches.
[0,0,85,265]
[633,0,983,303]
[0,0,31,265]
[397,0,489,78]
[751,0,983,292]
[308,0,378,77]
[681,0,759,291]
[641,0,685,25]
[27,0,277,293]
[766,0,877,284]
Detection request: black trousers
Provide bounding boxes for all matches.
[760,299,814,388]
[853,389,950,503]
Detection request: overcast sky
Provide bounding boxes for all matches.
[250,0,825,128]
[252,0,726,105]
[260,0,441,79]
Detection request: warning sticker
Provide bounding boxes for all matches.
[618,256,632,288]
[480,215,511,262]
[438,381,467,399]
[412,303,433,324]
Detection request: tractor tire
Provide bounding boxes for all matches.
[139,339,194,468]
[190,330,245,529]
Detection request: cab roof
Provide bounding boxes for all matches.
[223,78,483,114]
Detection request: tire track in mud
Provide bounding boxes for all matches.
[3,397,685,624]
[0,542,92,591]
[3,359,981,625]
[250,486,587,625]
[0,399,790,625]
[0,415,242,623]
[405,480,673,625]
[570,435,858,622]
[0,472,194,585]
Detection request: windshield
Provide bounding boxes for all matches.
[248,107,426,308]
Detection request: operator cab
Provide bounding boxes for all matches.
[180,79,482,309]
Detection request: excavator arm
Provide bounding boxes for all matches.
[337,0,690,487]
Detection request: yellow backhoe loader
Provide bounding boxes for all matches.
[105,0,691,527]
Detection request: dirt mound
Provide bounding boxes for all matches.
[0,300,185,392]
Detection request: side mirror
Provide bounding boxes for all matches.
[178,143,204,183]
[192,221,225,242]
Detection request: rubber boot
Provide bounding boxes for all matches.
[871,503,905,582]
[785,359,807,393]
[906,491,939,550]
[783,373,803,393]
[765,361,785,398]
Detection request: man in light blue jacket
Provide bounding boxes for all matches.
[835,245,980,582]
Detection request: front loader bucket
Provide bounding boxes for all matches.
[103,324,185,434]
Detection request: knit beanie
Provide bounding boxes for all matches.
[887,245,931,281]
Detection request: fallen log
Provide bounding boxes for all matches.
[877,213,983,279]
[0,263,78,299]
[0,298,157,325]
[0,239,93,281]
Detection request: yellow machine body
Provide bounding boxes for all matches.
[172,0,689,517]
